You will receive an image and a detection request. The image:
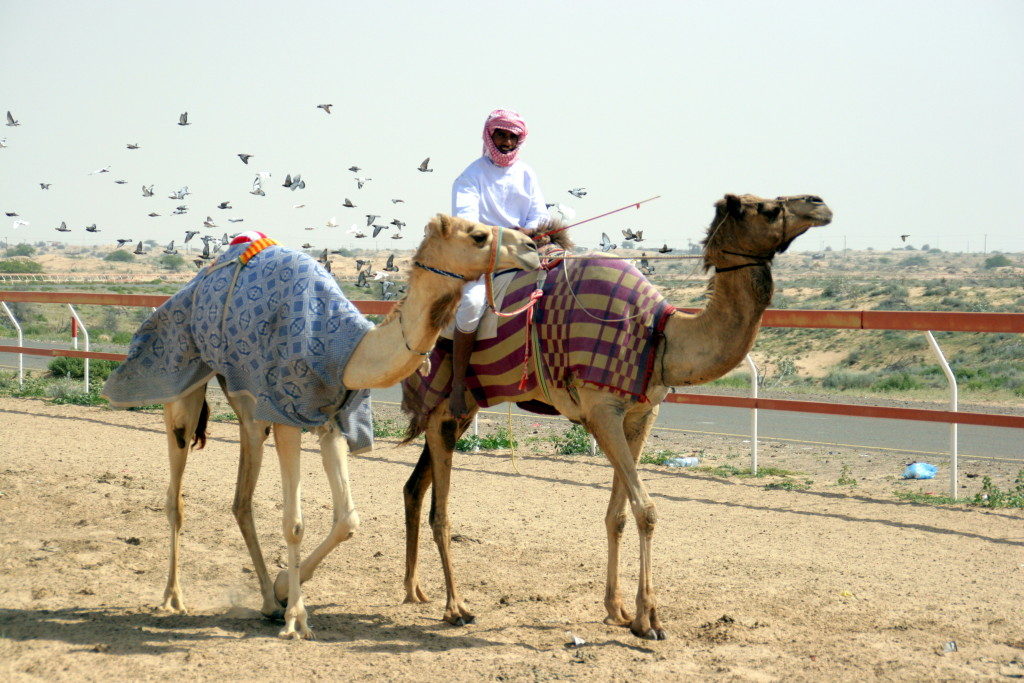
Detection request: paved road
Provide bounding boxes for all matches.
[2,340,1019,463]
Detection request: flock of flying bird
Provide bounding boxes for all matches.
[4,107,668,292]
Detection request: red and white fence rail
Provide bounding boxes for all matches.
[1,291,1022,499]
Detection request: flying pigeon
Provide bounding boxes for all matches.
[6,111,19,127]
[250,175,265,196]
[418,157,433,173]
[622,228,644,242]
[114,179,127,184]
[193,259,205,269]
[638,254,654,275]
[283,173,305,190]
[355,177,370,189]
[292,203,306,209]
[163,240,177,254]
[304,226,315,231]
[568,188,587,198]
[390,218,406,229]
[147,212,160,217]
[227,217,244,222]
[40,183,51,190]
[379,280,397,300]
[900,234,911,242]
[221,233,229,245]
[178,112,190,126]
[127,143,140,149]
[342,198,355,208]
[184,230,199,243]
[317,104,333,114]
[348,224,366,238]
[347,166,361,173]
[88,165,110,175]
[217,201,232,210]
[203,216,216,228]
[0,138,7,148]
[384,253,399,271]
[390,232,403,240]
[55,221,71,232]
[658,244,673,253]
[325,217,338,227]
[4,211,17,216]
[133,241,145,255]
[142,184,154,197]
[356,270,369,288]
[238,153,253,165]
[85,224,100,233]
[172,208,187,215]
[372,224,388,238]
[175,204,188,212]
[598,232,616,251]
[116,239,132,248]
[198,241,213,260]
[365,214,379,226]
[12,219,28,230]
[391,198,404,204]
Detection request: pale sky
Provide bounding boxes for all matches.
[2,0,1022,253]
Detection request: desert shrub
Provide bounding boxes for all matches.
[871,372,922,392]
[823,370,876,390]
[552,424,592,455]
[983,254,1013,269]
[5,244,35,257]
[898,255,927,267]
[104,250,135,262]
[158,254,186,271]
[47,356,120,381]
[0,259,42,273]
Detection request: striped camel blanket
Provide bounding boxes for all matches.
[103,240,376,453]
[403,256,676,414]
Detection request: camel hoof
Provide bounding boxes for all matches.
[445,614,474,627]
[278,627,314,641]
[603,615,631,627]
[632,626,668,641]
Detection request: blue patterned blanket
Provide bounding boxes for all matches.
[103,241,375,453]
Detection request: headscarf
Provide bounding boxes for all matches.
[229,230,268,245]
[482,109,528,167]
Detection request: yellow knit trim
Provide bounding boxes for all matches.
[239,237,278,265]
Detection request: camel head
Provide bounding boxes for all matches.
[703,194,832,270]
[415,214,541,279]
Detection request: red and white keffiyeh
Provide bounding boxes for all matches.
[482,109,528,167]
[230,230,268,245]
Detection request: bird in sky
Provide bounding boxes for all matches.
[638,254,655,275]
[598,232,616,251]
[163,240,177,255]
[173,207,188,215]
[220,233,229,245]
[900,234,911,242]
[40,183,52,190]
[116,238,132,248]
[355,258,370,271]
[85,223,100,233]
[217,201,232,210]
[355,177,370,189]
[622,228,644,242]
[390,231,403,240]
[283,173,305,190]
[658,244,673,253]
[317,104,333,114]
[193,259,205,269]
[0,138,7,148]
[227,217,244,223]
[203,216,216,228]
[418,157,433,173]
[372,224,388,238]
[391,198,404,204]
[304,226,315,231]
[250,175,265,196]
[127,143,140,149]
[141,184,154,197]
[4,211,17,216]
[6,111,20,126]
[88,165,110,175]
[356,269,369,288]
[348,224,366,238]
[325,217,338,228]
[384,253,399,272]
[342,198,355,208]
[238,153,253,165]
[147,212,160,217]
[178,112,190,126]
[390,218,406,229]
[197,241,213,260]
[365,214,379,226]
[55,221,71,232]
[292,203,306,209]
[568,188,587,198]
[133,241,145,255]
[114,179,127,184]
[12,219,29,230]
[183,230,199,243]
[348,166,361,173]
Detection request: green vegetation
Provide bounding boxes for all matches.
[47,356,120,382]
[894,474,1024,509]
[158,253,186,271]
[764,479,813,491]
[639,449,678,465]
[836,464,858,487]
[0,259,42,273]
[373,417,404,438]
[5,244,35,257]
[983,254,1013,269]
[551,423,592,455]
[103,249,136,262]
[456,427,517,452]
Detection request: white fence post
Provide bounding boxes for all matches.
[1,301,24,387]
[745,354,759,475]
[471,413,480,453]
[68,304,89,392]
[925,331,958,499]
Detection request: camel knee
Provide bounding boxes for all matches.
[283,520,304,545]
[231,499,252,523]
[332,509,360,541]
[639,504,658,531]
[605,511,628,536]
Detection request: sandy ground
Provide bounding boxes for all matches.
[1,397,1022,681]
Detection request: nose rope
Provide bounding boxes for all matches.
[535,195,661,240]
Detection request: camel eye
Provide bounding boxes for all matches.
[470,231,488,245]
[760,204,781,221]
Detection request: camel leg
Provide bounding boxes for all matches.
[277,422,360,593]
[271,424,313,640]
[221,388,280,618]
[588,401,666,640]
[402,443,432,603]
[158,385,207,613]
[602,469,632,626]
[426,409,475,626]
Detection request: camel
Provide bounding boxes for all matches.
[122,215,539,640]
[399,194,832,639]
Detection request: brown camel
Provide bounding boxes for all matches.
[142,216,539,639]
[399,194,832,639]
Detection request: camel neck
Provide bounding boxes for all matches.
[658,265,773,387]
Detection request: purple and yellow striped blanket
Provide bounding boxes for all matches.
[404,256,676,413]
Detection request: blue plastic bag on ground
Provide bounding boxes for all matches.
[902,462,938,479]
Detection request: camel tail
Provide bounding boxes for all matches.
[192,399,210,450]
[399,380,428,444]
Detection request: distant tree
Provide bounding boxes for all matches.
[920,243,930,251]
[983,254,1013,269]
[158,253,186,271]
[5,243,35,257]
[823,245,833,252]
[0,259,42,273]
[104,249,136,262]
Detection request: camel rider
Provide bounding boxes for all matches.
[448,109,549,419]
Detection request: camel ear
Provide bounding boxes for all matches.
[724,194,743,218]
[427,214,452,238]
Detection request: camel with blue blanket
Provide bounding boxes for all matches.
[400,194,832,640]
[103,215,540,639]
